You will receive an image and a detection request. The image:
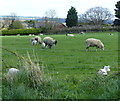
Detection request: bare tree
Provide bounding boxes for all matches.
[0,16,11,29]
[43,9,60,30]
[45,9,57,21]
[0,13,18,29]
[79,6,113,25]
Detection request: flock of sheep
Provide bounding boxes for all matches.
[31,33,104,51]
[5,32,113,82]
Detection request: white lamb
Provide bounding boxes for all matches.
[6,68,19,82]
[66,34,75,37]
[43,37,57,48]
[86,38,104,51]
[97,65,110,76]
[32,40,37,45]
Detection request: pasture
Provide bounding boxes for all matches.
[2,32,119,99]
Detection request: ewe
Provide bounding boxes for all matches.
[86,38,104,51]
[97,65,110,76]
[43,37,57,48]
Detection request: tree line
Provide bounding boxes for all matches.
[0,1,120,30]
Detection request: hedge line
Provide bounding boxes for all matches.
[42,26,120,34]
[1,28,42,35]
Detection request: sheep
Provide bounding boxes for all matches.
[66,34,75,37]
[80,32,85,34]
[97,65,110,76]
[109,33,113,35]
[6,68,19,82]
[86,38,104,51]
[34,36,42,44]
[43,37,57,48]
[39,33,43,36]
[31,36,42,45]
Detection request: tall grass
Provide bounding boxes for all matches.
[2,49,53,99]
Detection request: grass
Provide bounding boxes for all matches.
[2,32,119,99]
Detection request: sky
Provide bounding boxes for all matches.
[0,0,119,18]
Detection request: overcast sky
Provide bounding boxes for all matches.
[0,0,119,18]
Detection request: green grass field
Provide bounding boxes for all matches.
[2,32,119,99]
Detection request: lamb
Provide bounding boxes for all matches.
[32,40,38,45]
[86,38,104,51]
[80,32,85,34]
[31,36,42,45]
[43,37,57,48]
[66,34,75,37]
[34,36,42,44]
[97,65,110,76]
[6,68,19,82]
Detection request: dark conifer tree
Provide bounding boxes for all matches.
[114,1,120,26]
[65,6,78,27]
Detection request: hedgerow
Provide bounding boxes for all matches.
[1,28,42,35]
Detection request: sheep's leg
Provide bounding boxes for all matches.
[48,44,52,48]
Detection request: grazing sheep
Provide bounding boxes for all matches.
[34,36,42,44]
[80,32,85,34]
[6,68,19,82]
[17,34,20,36]
[66,34,75,37]
[43,37,57,48]
[86,38,104,51]
[29,34,32,36]
[40,33,43,36]
[31,36,42,45]
[109,33,113,35]
[97,65,110,76]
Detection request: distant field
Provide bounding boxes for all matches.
[2,32,119,99]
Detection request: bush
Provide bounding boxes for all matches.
[2,28,42,35]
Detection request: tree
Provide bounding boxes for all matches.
[9,20,24,29]
[79,6,113,25]
[8,13,24,29]
[24,20,36,28]
[0,16,11,29]
[44,9,60,30]
[45,9,57,22]
[114,1,120,26]
[0,13,19,29]
[65,6,78,27]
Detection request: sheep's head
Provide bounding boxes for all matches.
[100,43,104,50]
[54,40,57,45]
